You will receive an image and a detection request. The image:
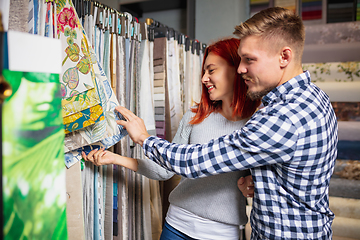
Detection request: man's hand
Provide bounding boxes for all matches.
[237,175,254,198]
[115,106,150,146]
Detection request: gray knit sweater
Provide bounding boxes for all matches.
[136,109,249,226]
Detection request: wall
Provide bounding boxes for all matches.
[102,0,249,45]
[141,9,187,34]
[195,0,248,44]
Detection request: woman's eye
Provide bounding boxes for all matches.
[209,69,214,74]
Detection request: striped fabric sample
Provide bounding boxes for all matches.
[327,0,356,23]
[153,37,167,139]
[302,0,322,20]
[250,0,269,16]
[275,0,297,12]
[28,0,34,34]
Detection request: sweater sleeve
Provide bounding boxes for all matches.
[135,109,194,180]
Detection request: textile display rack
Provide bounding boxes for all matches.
[1,0,207,239]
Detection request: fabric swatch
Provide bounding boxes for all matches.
[64,61,127,166]
[57,1,95,98]
[63,103,104,134]
[62,85,101,117]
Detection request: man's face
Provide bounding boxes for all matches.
[237,35,283,100]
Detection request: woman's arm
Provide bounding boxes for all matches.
[82,148,138,171]
[82,148,175,180]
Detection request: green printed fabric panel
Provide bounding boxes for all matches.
[63,104,105,134]
[57,0,95,98]
[2,70,67,240]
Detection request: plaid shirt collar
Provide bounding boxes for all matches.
[262,70,310,107]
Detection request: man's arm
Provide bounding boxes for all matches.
[116,106,298,178]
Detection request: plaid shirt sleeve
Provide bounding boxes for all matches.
[143,111,298,178]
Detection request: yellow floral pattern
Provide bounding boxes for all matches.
[63,104,104,134]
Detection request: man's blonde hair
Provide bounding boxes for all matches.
[233,7,305,63]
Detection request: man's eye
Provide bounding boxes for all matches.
[209,69,214,73]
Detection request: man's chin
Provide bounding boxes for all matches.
[247,88,273,100]
[247,91,262,101]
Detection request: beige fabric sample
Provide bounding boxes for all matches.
[66,161,85,240]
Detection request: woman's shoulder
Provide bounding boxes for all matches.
[183,107,197,120]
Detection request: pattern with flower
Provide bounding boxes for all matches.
[57,7,77,35]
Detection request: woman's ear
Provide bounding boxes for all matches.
[279,48,291,68]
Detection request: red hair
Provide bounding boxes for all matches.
[189,38,260,124]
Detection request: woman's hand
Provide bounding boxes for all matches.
[82,148,139,171]
[237,175,254,198]
[115,106,150,146]
[82,148,116,166]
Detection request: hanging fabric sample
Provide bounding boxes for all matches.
[2,31,67,240]
[64,60,127,167]
[191,41,202,106]
[63,104,104,133]
[166,32,183,139]
[55,0,105,134]
[153,37,167,139]
[57,3,95,98]
[62,86,102,117]
[66,161,86,240]
[56,0,127,163]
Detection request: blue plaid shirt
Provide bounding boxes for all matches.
[143,71,338,240]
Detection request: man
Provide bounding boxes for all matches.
[116,7,338,240]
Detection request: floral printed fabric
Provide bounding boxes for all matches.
[302,61,360,82]
[57,0,104,133]
[64,62,128,167]
[63,104,104,134]
[57,3,95,98]
[55,0,127,166]
[62,86,101,117]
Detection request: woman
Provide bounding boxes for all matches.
[83,38,260,240]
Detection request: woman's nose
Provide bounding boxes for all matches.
[201,74,209,84]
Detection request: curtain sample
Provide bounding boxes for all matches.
[64,60,127,167]
[57,2,95,98]
[166,36,183,139]
[61,1,127,158]
[62,85,101,117]
[66,161,86,240]
[63,103,104,134]
[153,37,167,139]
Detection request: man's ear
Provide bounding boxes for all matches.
[279,47,291,68]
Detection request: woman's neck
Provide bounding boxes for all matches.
[218,99,241,122]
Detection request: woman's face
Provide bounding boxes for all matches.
[201,52,236,103]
